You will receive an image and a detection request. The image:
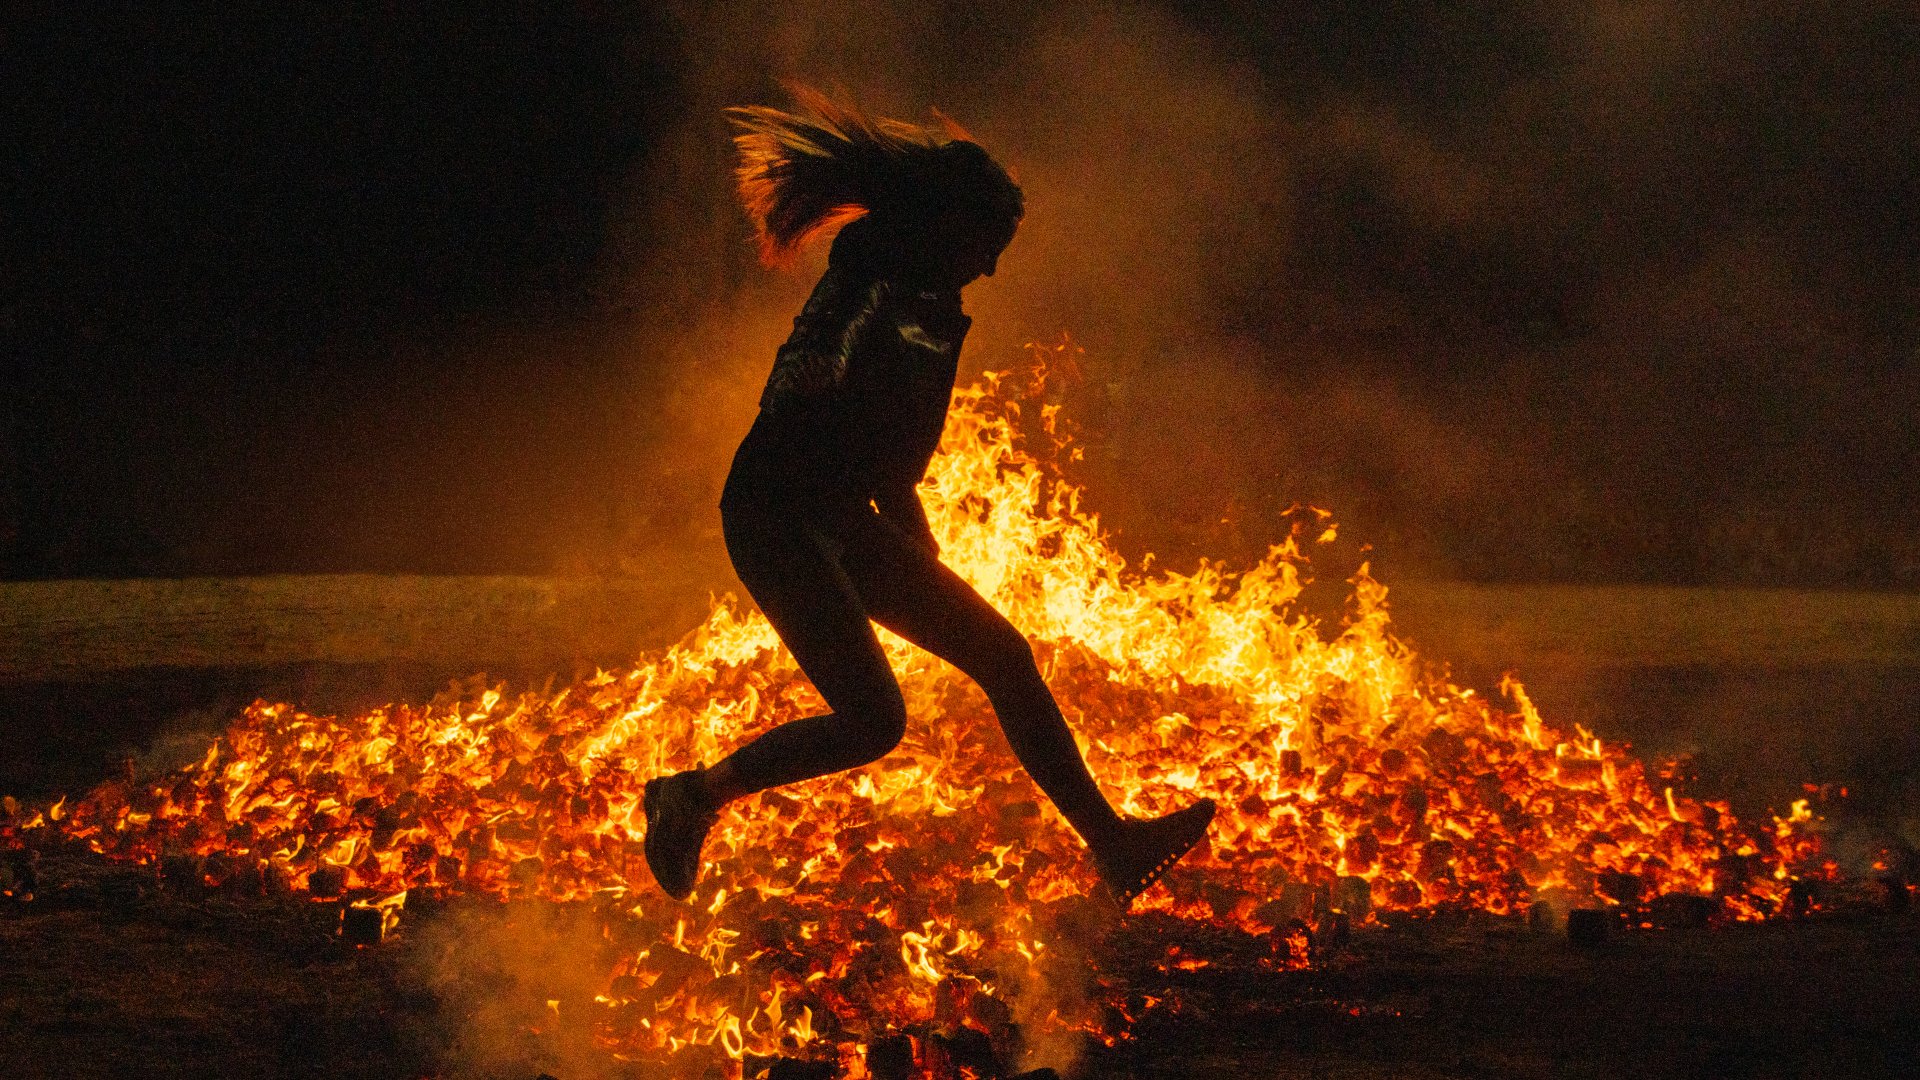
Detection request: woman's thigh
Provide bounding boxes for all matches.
[722,507,898,712]
[836,514,1031,678]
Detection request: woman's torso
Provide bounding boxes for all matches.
[722,261,971,527]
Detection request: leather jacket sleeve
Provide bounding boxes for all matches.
[759,271,890,414]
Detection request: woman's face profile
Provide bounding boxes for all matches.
[955,215,1019,286]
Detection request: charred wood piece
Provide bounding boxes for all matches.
[1,848,36,899]
[1332,874,1372,917]
[1649,893,1717,929]
[1783,879,1817,920]
[866,1033,915,1080]
[765,1058,838,1080]
[1597,870,1645,906]
[967,992,1022,1064]
[1273,881,1314,922]
[340,904,384,946]
[1566,908,1610,947]
[200,851,265,895]
[943,1026,998,1075]
[308,864,348,899]
[160,853,207,895]
[1527,899,1563,933]
[1314,911,1352,954]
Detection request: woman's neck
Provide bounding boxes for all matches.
[828,219,964,293]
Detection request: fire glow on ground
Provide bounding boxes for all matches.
[2,344,1835,1079]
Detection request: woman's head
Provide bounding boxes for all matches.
[728,86,1023,285]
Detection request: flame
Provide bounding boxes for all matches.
[2,338,1826,1074]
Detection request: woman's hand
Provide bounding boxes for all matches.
[875,481,941,559]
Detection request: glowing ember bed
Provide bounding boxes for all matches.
[3,347,1881,1080]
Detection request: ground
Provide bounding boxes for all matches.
[5,580,1918,1078]
[3,843,1917,1080]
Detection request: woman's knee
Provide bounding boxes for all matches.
[836,687,908,762]
[968,623,1048,700]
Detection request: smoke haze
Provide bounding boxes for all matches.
[8,2,1916,587]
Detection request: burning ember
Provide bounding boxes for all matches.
[3,341,1827,1077]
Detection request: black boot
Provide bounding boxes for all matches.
[1093,798,1217,908]
[643,770,719,901]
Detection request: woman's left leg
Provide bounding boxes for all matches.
[838,513,1216,907]
[835,515,1123,851]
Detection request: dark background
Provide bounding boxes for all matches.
[6,3,1918,587]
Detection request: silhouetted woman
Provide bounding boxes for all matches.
[643,89,1214,907]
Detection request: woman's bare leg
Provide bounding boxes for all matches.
[839,513,1214,903]
[836,515,1123,849]
[701,512,913,804]
[644,509,912,900]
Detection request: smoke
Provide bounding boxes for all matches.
[589,0,1311,585]
[576,0,1920,854]
[12,2,1911,585]
[580,0,1916,591]
[408,900,630,1080]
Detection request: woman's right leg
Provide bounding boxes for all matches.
[699,508,909,802]
[645,507,909,898]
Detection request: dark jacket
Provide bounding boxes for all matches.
[721,229,972,545]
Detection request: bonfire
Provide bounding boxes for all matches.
[1,340,1827,1077]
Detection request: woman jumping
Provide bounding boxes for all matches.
[642,88,1215,908]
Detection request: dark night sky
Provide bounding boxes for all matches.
[6,3,1917,586]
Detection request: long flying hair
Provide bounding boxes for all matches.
[727,85,1023,267]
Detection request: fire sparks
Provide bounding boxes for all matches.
[2,340,1825,1075]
